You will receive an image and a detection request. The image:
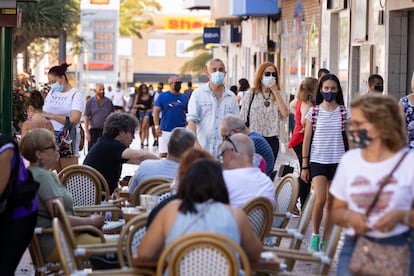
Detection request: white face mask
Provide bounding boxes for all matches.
[210,71,225,85]
[261,76,275,87]
[51,82,63,92]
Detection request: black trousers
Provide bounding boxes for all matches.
[264,136,280,162]
[0,211,37,276]
[293,142,311,207]
[89,128,103,151]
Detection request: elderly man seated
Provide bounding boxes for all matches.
[128,127,195,193]
[220,114,275,175]
[220,133,275,208]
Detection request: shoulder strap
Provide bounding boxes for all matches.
[246,91,255,127]
[365,151,409,216]
[179,199,214,236]
[311,105,319,132]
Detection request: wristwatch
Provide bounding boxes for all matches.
[154,125,160,129]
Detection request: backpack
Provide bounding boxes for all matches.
[310,105,349,152]
[0,135,39,215]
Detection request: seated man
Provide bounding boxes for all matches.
[221,133,275,208]
[128,127,195,193]
[220,114,275,175]
[83,113,159,194]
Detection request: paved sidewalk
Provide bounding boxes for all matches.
[15,137,341,275]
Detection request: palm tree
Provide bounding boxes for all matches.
[180,36,213,78]
[119,0,161,38]
[13,0,80,58]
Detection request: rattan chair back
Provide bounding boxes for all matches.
[117,213,148,267]
[241,196,273,241]
[146,183,172,202]
[156,232,251,276]
[58,165,103,206]
[130,178,171,206]
[272,173,299,229]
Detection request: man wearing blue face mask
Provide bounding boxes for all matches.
[187,58,240,156]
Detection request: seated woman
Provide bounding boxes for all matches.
[146,148,216,227]
[138,159,262,266]
[19,128,105,262]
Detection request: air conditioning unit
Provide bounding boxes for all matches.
[327,0,346,11]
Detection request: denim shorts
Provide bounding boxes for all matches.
[137,111,151,121]
[337,231,413,276]
[310,162,338,180]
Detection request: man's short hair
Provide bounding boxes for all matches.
[103,113,138,138]
[221,114,247,134]
[168,127,196,158]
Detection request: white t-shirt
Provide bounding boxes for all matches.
[305,105,350,164]
[112,89,125,107]
[223,167,275,208]
[330,148,414,238]
[43,88,84,132]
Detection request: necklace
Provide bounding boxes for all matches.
[261,91,271,107]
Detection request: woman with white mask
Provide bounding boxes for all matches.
[240,62,288,161]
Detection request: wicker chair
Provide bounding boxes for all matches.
[272,173,299,231]
[52,200,119,259]
[117,213,148,268]
[58,165,105,206]
[52,218,153,276]
[156,232,251,276]
[146,183,172,202]
[130,178,172,206]
[28,228,62,276]
[270,224,343,275]
[241,196,273,242]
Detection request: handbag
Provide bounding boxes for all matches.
[349,151,410,276]
[58,116,76,158]
[245,92,254,127]
[278,163,294,178]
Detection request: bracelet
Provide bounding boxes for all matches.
[302,156,309,159]
[404,210,410,225]
[301,167,309,170]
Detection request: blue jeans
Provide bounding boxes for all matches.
[337,231,413,276]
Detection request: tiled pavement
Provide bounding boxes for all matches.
[15,134,341,275]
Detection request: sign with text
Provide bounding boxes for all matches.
[164,16,214,30]
[203,27,220,44]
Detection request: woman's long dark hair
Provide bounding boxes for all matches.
[316,73,345,105]
[178,159,229,214]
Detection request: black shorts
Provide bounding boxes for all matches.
[310,162,338,180]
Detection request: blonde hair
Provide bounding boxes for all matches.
[20,128,55,162]
[350,94,407,151]
[297,77,318,102]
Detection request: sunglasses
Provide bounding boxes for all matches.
[263,72,277,77]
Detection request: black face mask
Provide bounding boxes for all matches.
[173,83,182,92]
[374,85,384,93]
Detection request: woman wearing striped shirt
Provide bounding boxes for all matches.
[300,74,350,253]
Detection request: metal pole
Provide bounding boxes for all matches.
[0,27,13,136]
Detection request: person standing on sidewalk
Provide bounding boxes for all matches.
[301,74,350,252]
[187,58,239,156]
[240,62,289,162]
[153,75,189,158]
[84,83,114,151]
[288,77,318,213]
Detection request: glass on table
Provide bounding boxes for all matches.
[140,194,160,212]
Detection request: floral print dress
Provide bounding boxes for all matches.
[401,97,414,148]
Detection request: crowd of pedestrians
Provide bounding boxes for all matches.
[2,57,414,275]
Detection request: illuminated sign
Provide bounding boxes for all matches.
[90,0,109,4]
[164,16,214,30]
[203,27,220,44]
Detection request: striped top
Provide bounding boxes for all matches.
[305,105,350,164]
